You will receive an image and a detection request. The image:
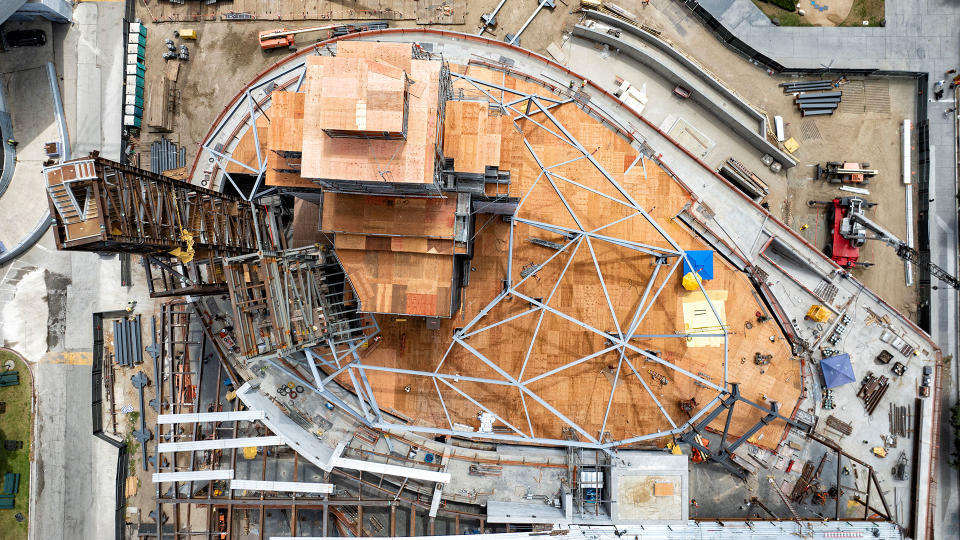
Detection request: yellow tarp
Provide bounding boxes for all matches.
[783,137,800,154]
[681,290,728,347]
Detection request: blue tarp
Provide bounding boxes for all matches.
[821,353,856,388]
[682,250,714,280]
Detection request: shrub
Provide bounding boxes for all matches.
[762,0,798,11]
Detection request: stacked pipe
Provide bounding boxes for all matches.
[794,91,842,117]
[780,79,834,93]
[113,315,143,367]
[149,136,187,174]
[781,80,842,117]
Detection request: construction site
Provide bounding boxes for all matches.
[0,1,958,540]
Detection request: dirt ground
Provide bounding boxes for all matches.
[133,0,917,320]
[132,0,581,171]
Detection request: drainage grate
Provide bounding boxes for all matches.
[800,118,822,141]
[864,79,891,113]
[838,80,865,114]
[815,280,839,304]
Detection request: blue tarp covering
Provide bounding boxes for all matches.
[682,250,714,280]
[821,353,856,388]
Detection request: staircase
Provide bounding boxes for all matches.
[46,184,83,225]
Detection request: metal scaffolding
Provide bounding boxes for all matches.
[44,156,268,296]
[223,245,379,362]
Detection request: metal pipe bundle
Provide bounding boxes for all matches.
[149,137,187,174]
[794,90,842,117]
[781,79,834,93]
[113,316,144,366]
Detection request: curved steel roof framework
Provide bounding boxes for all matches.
[193,32,801,450]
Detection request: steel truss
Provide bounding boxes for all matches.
[224,245,380,362]
[44,156,270,296]
[262,73,778,451]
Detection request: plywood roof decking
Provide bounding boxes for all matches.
[321,193,457,238]
[317,56,407,135]
[443,100,504,175]
[268,91,304,153]
[336,248,453,317]
[317,69,802,449]
[226,115,269,174]
[296,48,441,186]
[322,192,458,317]
[266,91,305,187]
[337,41,412,74]
[335,234,455,256]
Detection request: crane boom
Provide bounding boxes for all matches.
[259,24,341,41]
[895,244,960,289]
[846,198,960,289]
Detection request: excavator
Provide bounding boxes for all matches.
[808,197,960,289]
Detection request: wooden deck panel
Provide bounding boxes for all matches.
[332,77,800,448]
[226,115,269,174]
[299,54,441,184]
[321,193,457,238]
[337,248,453,317]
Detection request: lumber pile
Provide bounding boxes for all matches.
[857,372,889,415]
[147,76,175,132]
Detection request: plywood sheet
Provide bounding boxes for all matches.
[317,57,406,134]
[443,101,503,174]
[226,115,269,174]
[322,193,456,238]
[337,248,453,317]
[300,56,441,185]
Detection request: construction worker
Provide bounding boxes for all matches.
[800,223,809,231]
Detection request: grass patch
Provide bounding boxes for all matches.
[751,1,813,26]
[125,412,140,474]
[840,0,885,26]
[0,350,32,540]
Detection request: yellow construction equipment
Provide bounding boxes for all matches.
[168,229,195,263]
[681,271,701,291]
[872,447,887,458]
[243,446,258,459]
[178,29,197,40]
[783,137,800,154]
[806,305,831,323]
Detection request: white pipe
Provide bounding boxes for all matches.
[903,119,914,286]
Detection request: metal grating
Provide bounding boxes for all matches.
[814,280,838,303]
[864,79,891,113]
[800,118,822,141]
[838,80,865,114]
